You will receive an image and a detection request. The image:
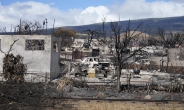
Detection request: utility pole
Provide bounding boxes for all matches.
[53,19,55,33]
[11,24,12,35]
[19,19,21,34]
[45,19,48,34]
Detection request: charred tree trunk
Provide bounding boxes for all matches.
[117,64,121,93]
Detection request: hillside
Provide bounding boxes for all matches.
[1,16,184,35]
[64,16,184,35]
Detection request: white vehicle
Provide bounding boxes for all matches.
[80,57,99,67]
[135,59,150,65]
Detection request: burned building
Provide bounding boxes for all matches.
[0,35,61,80]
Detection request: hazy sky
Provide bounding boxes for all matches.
[0,0,184,31]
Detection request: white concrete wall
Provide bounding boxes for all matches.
[0,35,60,80]
[167,48,180,62]
[148,57,168,62]
[50,36,61,79]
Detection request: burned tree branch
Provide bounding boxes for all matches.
[8,39,19,55]
[111,19,148,93]
[0,39,19,55]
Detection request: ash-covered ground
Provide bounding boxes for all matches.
[0,78,184,110]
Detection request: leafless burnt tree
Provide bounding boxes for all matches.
[157,27,184,48]
[111,20,147,93]
[102,17,106,41]
[14,20,42,35]
[82,29,99,48]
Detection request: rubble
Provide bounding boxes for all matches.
[97,92,105,98]
[1,50,184,101]
[151,90,157,94]
[62,59,184,93]
[144,95,151,100]
[51,58,184,101]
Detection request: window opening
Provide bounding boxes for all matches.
[53,41,58,52]
[25,39,44,50]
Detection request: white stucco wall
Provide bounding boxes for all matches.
[50,36,61,79]
[0,35,61,80]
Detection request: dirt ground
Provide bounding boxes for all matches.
[0,82,184,110]
[76,100,184,110]
[0,82,76,110]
